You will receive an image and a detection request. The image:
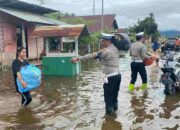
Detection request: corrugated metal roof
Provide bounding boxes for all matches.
[0,7,68,25]
[0,0,57,14]
[63,14,119,33]
[32,24,89,37]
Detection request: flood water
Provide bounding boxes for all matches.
[0,56,179,130]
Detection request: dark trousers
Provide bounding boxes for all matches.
[130,62,147,84]
[19,91,32,107]
[103,74,121,114]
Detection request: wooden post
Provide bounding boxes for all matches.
[36,37,39,61]
[45,38,49,56]
[98,41,101,51]
[60,37,64,52]
[21,23,26,48]
[101,0,104,32]
[88,44,91,54]
[75,36,79,57]
[75,36,80,74]
[93,0,95,15]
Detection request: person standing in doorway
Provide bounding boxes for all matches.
[12,47,32,107]
[128,32,153,92]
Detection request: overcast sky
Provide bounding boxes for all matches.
[21,0,180,31]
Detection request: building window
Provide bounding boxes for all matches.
[45,37,61,52]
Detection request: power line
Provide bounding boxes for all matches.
[93,0,95,15]
[105,0,121,16]
[101,0,104,32]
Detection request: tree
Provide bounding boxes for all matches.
[79,32,101,53]
[129,13,159,40]
[44,11,76,20]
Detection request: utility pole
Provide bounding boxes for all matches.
[101,0,104,32]
[93,0,95,15]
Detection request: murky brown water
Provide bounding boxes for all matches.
[0,58,179,130]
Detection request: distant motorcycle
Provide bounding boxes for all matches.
[160,51,180,95]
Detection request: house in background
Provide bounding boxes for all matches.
[0,0,68,59]
[63,14,119,33]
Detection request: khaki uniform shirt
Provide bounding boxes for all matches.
[130,41,150,60]
[79,44,120,74]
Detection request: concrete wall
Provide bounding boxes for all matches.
[3,23,17,53]
[0,11,44,59]
[27,26,44,59]
[0,12,22,54]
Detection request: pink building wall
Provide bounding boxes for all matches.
[27,26,44,59]
[3,23,17,53]
[0,11,44,59]
[0,12,22,53]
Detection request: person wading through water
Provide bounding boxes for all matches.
[71,33,122,115]
[128,32,155,92]
[12,47,32,107]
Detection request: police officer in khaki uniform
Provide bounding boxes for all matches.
[71,33,121,115]
[128,32,153,92]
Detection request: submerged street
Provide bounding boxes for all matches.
[0,57,179,130]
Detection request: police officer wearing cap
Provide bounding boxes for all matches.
[128,32,152,92]
[71,33,121,115]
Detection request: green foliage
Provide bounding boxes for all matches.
[79,32,101,46]
[60,18,97,26]
[45,12,97,27]
[129,13,159,40]
[103,28,112,33]
[78,32,101,53]
[79,36,92,46]
[44,12,75,20]
[44,12,62,20]
[61,17,86,25]
[129,32,136,43]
